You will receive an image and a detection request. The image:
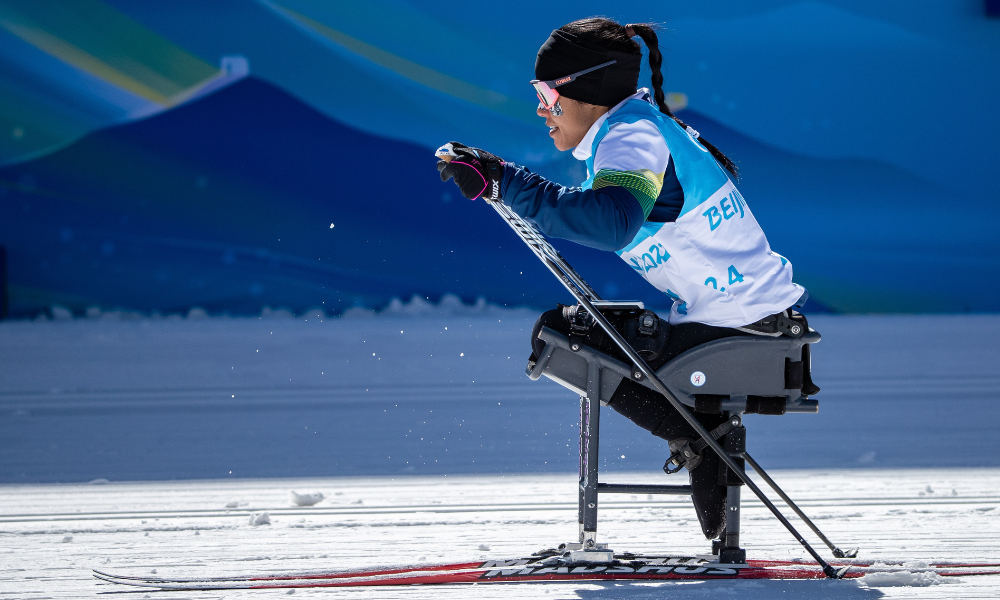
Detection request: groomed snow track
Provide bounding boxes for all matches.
[2,469,999,598]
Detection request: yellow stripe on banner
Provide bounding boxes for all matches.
[271,3,537,125]
[0,21,168,104]
[0,0,218,105]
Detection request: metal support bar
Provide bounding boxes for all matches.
[578,392,601,546]
[742,451,858,558]
[718,419,746,563]
[577,395,587,542]
[597,483,692,495]
[488,201,845,579]
[719,486,745,563]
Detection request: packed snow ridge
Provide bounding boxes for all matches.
[860,571,949,587]
[31,293,536,322]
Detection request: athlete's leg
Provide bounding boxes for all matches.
[606,322,750,540]
[608,378,730,539]
[528,310,749,539]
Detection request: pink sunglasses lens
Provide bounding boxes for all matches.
[532,82,558,108]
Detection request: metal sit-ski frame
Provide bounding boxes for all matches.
[487,200,854,579]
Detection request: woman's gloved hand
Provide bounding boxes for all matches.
[436,142,505,202]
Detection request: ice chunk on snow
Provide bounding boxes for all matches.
[249,511,271,526]
[861,571,946,587]
[225,501,239,509]
[902,560,930,569]
[87,478,110,485]
[61,535,73,543]
[478,544,490,551]
[290,491,325,507]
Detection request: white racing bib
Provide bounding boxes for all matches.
[583,98,803,326]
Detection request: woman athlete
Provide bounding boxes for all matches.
[437,18,813,541]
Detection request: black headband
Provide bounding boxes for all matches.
[535,29,642,107]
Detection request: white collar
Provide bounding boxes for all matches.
[572,89,651,161]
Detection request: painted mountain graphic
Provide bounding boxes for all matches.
[0,77,994,316]
[0,77,647,315]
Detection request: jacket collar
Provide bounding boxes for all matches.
[572,88,652,161]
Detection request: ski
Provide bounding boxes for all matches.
[94,556,1000,585]
[91,560,821,591]
[93,560,483,584]
[94,554,1000,590]
[751,558,1000,569]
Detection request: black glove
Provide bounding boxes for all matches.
[436,142,505,202]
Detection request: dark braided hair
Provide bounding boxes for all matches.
[560,18,739,179]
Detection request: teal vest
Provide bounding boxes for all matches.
[582,98,803,326]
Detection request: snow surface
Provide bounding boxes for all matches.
[1,306,999,596]
[2,470,999,598]
[1,308,998,482]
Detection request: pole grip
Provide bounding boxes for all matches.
[434,143,458,162]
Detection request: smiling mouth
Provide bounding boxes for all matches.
[548,125,558,135]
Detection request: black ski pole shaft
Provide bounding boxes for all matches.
[490,205,844,579]
[741,451,857,558]
[491,203,601,301]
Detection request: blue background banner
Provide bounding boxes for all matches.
[1,1,998,315]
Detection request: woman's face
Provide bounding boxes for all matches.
[537,97,609,152]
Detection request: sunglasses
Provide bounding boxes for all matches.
[531,60,617,113]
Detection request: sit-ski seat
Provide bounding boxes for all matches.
[527,326,820,414]
[525,319,822,563]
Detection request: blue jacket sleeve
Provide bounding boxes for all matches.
[500,164,645,252]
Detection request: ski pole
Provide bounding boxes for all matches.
[483,200,847,580]
[491,201,602,302]
[741,452,858,559]
[435,145,601,302]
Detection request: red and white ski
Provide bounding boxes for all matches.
[93,554,1000,590]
